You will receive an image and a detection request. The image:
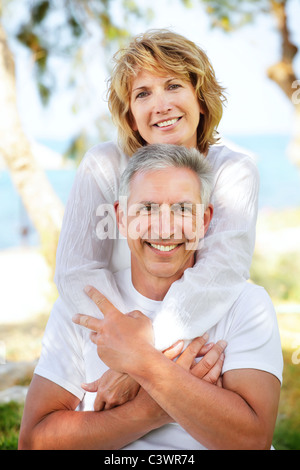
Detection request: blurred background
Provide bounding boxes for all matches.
[0,0,299,449]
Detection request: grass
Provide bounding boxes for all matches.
[273,349,300,450]
[0,401,23,450]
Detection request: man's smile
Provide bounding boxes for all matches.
[145,241,184,254]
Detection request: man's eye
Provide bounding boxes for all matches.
[172,204,193,215]
[140,205,153,213]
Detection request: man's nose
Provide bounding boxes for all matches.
[159,205,173,239]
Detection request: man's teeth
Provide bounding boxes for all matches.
[150,243,178,252]
[156,118,179,128]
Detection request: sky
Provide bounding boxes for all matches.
[10,0,300,142]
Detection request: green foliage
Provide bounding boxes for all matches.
[181,0,270,31]
[13,0,149,105]
[273,349,300,450]
[0,401,23,450]
[251,252,300,303]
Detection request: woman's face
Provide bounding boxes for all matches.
[130,69,203,149]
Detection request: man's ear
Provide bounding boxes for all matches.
[114,200,127,238]
[203,204,213,236]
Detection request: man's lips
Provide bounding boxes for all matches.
[145,241,184,253]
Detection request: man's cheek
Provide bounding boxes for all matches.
[127,216,150,240]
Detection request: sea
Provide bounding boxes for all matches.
[0,134,300,250]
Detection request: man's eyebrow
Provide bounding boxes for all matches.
[137,201,159,205]
[136,201,196,206]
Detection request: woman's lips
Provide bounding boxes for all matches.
[154,117,182,128]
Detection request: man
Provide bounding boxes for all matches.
[19,144,283,450]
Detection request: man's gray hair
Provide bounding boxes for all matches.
[119,144,214,208]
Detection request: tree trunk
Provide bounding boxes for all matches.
[267,0,300,166]
[0,22,64,268]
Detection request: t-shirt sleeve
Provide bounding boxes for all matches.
[34,298,86,399]
[222,286,283,383]
[152,150,260,350]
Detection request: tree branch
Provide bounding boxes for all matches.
[267,0,298,102]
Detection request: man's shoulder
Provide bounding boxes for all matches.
[231,282,276,326]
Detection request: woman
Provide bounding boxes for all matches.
[53,29,259,406]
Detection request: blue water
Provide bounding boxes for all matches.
[0,134,299,249]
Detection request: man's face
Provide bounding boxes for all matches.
[116,167,213,282]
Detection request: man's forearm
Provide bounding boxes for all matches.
[128,349,267,450]
[20,389,167,450]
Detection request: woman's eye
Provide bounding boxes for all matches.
[168,84,181,90]
[136,91,149,99]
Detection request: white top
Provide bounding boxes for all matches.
[35,268,283,450]
[54,141,260,350]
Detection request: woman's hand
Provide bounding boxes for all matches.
[175,336,227,387]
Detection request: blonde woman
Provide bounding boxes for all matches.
[47,30,259,407]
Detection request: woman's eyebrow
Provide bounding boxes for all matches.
[132,77,179,93]
[132,85,148,93]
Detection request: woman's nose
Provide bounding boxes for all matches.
[153,92,172,115]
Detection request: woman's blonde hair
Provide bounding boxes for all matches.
[107,29,226,156]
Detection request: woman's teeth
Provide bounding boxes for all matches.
[156,118,179,128]
[150,243,178,252]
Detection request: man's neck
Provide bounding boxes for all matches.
[130,255,195,301]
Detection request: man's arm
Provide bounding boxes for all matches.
[73,287,281,450]
[130,351,281,450]
[18,374,169,450]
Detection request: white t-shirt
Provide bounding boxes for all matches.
[54,141,260,350]
[35,268,283,450]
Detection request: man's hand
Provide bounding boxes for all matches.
[82,341,185,411]
[81,372,140,411]
[72,286,155,373]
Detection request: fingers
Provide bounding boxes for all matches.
[191,340,227,382]
[84,286,120,317]
[81,380,99,393]
[72,285,124,331]
[176,334,209,370]
[163,340,185,360]
[72,313,102,332]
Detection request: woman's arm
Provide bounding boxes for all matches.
[152,149,260,350]
[54,143,129,317]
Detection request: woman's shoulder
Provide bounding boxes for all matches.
[207,140,259,185]
[207,140,257,169]
[84,141,127,163]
